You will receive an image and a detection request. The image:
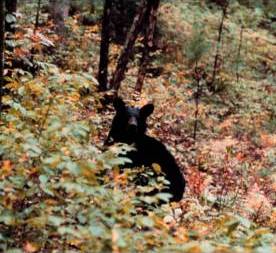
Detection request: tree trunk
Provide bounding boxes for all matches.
[135,0,160,92]
[110,0,138,44]
[34,0,41,33]
[110,0,148,91]
[49,0,70,35]
[0,0,5,114]
[5,0,17,33]
[5,0,17,13]
[98,0,113,91]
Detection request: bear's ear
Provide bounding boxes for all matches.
[140,103,154,118]
[113,97,126,112]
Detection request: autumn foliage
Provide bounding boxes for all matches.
[0,1,275,252]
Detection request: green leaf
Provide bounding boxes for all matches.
[6,249,23,253]
[255,246,274,253]
[58,226,81,238]
[0,211,16,225]
[47,117,62,132]
[89,225,104,237]
[66,161,81,175]
[117,236,127,248]
[43,155,61,166]
[48,215,65,226]
[5,14,16,23]
[22,143,42,157]
[238,216,251,229]
[226,220,240,235]
[5,40,16,48]
[200,241,214,253]
[139,217,154,228]
[156,193,171,202]
[39,175,48,184]
[18,86,25,96]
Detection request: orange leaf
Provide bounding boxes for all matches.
[236,152,245,161]
[2,160,12,170]
[1,160,12,178]
[24,242,39,253]
[261,133,276,148]
[14,47,27,57]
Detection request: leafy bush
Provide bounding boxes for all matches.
[0,72,176,252]
[0,71,274,252]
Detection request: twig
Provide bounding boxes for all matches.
[193,65,203,140]
[38,98,53,139]
[236,25,244,84]
[209,3,228,91]
[252,201,264,223]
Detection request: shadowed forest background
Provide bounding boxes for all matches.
[0,0,275,252]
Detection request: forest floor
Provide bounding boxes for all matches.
[71,2,276,229]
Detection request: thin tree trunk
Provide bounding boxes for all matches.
[0,0,4,114]
[110,0,148,91]
[193,94,200,140]
[34,0,41,34]
[5,0,17,33]
[5,0,17,14]
[209,4,228,91]
[193,65,203,141]
[135,0,160,92]
[98,0,112,91]
[236,25,243,84]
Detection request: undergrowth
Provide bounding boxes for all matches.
[0,0,275,252]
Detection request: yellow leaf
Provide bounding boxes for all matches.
[27,216,47,228]
[152,163,162,174]
[44,199,58,206]
[6,81,20,90]
[26,81,45,96]
[68,238,83,247]
[90,24,99,33]
[68,91,80,102]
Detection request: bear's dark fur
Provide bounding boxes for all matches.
[105,98,185,202]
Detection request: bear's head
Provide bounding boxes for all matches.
[105,98,154,145]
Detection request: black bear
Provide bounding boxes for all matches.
[105,97,185,202]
